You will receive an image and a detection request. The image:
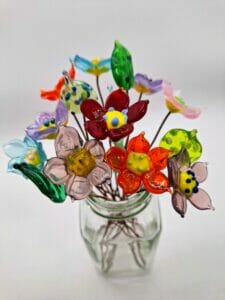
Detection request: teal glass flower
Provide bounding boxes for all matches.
[71,55,111,76]
[3,136,47,176]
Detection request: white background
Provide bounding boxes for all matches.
[0,0,225,299]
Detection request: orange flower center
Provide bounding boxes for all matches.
[66,148,96,177]
[126,152,151,176]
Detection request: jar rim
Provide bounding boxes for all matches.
[86,191,152,220]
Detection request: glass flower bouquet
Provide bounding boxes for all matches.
[3,41,214,275]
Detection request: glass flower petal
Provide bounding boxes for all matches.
[84,119,108,140]
[171,191,187,218]
[105,146,127,171]
[73,55,94,72]
[3,140,27,158]
[44,157,70,184]
[81,100,105,120]
[67,176,92,200]
[55,126,82,158]
[108,123,134,142]
[128,133,150,153]
[84,140,105,163]
[127,100,149,123]
[105,89,130,111]
[148,147,170,170]
[143,171,169,194]
[117,169,141,195]
[191,162,208,183]
[189,188,214,210]
[98,58,111,70]
[88,162,111,186]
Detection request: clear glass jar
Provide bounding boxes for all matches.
[79,191,162,277]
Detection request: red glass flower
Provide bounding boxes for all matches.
[80,88,149,142]
[105,133,170,195]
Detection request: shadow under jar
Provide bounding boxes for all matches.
[79,191,162,277]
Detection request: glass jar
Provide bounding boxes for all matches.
[79,191,162,277]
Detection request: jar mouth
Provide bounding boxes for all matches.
[86,191,152,220]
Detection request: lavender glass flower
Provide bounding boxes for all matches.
[134,73,162,94]
[26,100,68,140]
[168,148,214,217]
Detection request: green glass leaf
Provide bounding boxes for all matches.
[113,139,125,148]
[14,163,67,203]
[111,40,134,91]
[159,128,202,163]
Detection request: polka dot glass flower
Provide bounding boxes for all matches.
[105,133,170,195]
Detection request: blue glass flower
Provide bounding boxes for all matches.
[3,136,47,176]
[71,55,111,76]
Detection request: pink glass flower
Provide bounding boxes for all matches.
[167,148,214,217]
[162,82,201,119]
[44,126,111,200]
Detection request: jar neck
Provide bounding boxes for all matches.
[86,191,152,220]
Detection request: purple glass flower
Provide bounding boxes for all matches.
[26,100,68,140]
[134,73,162,94]
[167,148,214,218]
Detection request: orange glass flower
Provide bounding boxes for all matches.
[40,65,76,101]
[105,133,170,195]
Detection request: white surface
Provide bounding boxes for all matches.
[0,0,225,299]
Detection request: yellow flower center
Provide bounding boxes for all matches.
[86,58,108,76]
[66,148,96,177]
[165,99,181,113]
[104,109,127,130]
[126,152,151,175]
[24,150,41,166]
[134,83,150,94]
[179,170,199,196]
[91,58,100,65]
